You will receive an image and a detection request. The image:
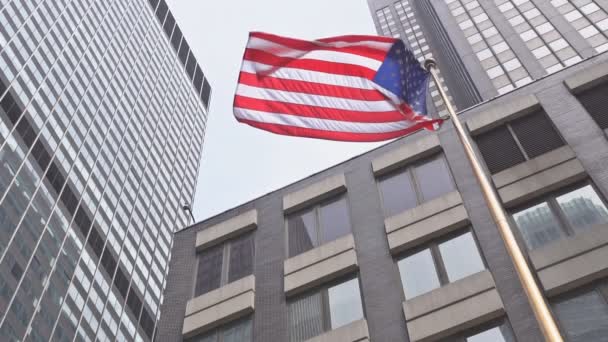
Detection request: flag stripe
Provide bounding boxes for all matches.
[241,60,376,90]
[243,48,377,79]
[234,107,413,134]
[237,72,386,101]
[249,32,390,61]
[237,118,433,142]
[236,83,397,112]
[234,95,404,123]
[318,34,397,44]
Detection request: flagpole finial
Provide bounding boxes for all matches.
[424,59,437,71]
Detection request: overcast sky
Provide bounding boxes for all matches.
[165,0,385,220]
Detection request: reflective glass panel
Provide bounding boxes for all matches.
[414,157,455,203]
[398,249,440,298]
[379,170,418,217]
[466,324,515,342]
[223,318,252,342]
[288,292,324,342]
[556,185,608,233]
[228,233,254,283]
[553,290,608,342]
[439,232,485,282]
[288,209,317,257]
[195,244,223,296]
[319,198,351,244]
[328,278,364,329]
[513,202,566,249]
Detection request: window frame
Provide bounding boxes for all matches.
[287,274,366,341]
[396,228,487,299]
[285,194,353,258]
[441,318,516,342]
[192,232,255,298]
[475,110,565,174]
[509,181,608,250]
[184,316,254,342]
[376,153,456,217]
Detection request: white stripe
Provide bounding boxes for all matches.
[236,83,397,112]
[324,40,394,51]
[247,37,382,70]
[241,60,376,90]
[234,107,415,134]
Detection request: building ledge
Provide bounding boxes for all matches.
[182,275,255,338]
[564,61,608,93]
[195,210,257,251]
[404,270,504,342]
[283,174,346,214]
[372,134,441,176]
[466,95,540,135]
[385,191,469,254]
[305,319,370,342]
[284,235,358,297]
[530,224,608,297]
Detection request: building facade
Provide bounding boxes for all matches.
[157,52,608,341]
[367,0,608,113]
[0,0,210,341]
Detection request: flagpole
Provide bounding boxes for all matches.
[424,59,563,342]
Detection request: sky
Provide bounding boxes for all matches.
[165,0,385,221]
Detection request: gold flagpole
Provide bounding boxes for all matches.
[424,59,563,342]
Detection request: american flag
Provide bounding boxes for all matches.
[233,32,443,142]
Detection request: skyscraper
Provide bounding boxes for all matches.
[366,0,608,108]
[0,0,210,341]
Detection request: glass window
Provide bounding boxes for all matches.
[512,184,608,250]
[466,322,516,342]
[287,196,351,257]
[194,232,255,297]
[185,318,252,342]
[398,249,440,298]
[378,155,454,217]
[397,230,485,299]
[288,277,364,342]
[328,278,364,329]
[439,232,485,282]
[552,286,608,342]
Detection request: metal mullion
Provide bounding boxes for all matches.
[321,286,332,332]
[408,165,425,206]
[430,242,450,286]
[546,196,576,237]
[315,203,323,247]
[506,122,530,160]
[221,242,230,287]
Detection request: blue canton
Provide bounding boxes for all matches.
[372,40,430,115]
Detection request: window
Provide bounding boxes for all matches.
[184,317,252,342]
[475,110,564,174]
[378,155,455,217]
[511,183,608,250]
[288,277,364,342]
[440,320,516,342]
[551,282,608,342]
[397,230,485,299]
[194,233,254,297]
[576,81,608,130]
[287,196,351,258]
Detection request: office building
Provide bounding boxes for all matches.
[367,0,608,113]
[157,52,608,340]
[0,0,210,341]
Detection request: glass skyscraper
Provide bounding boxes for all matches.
[0,0,210,341]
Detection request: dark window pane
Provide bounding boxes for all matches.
[288,292,324,342]
[184,329,217,342]
[228,233,254,283]
[510,111,564,159]
[398,249,440,298]
[553,290,608,342]
[328,278,364,329]
[319,198,351,244]
[439,232,485,282]
[476,125,525,174]
[288,209,317,257]
[513,202,566,249]
[195,244,223,297]
[379,170,418,217]
[556,185,608,234]
[414,157,454,202]
[577,82,608,129]
[222,318,252,342]
[466,323,516,342]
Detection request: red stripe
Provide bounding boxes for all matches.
[234,95,404,123]
[236,118,442,142]
[317,35,397,44]
[249,32,391,61]
[243,48,377,79]
[238,72,385,101]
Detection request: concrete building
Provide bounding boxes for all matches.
[0,0,209,341]
[157,52,608,341]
